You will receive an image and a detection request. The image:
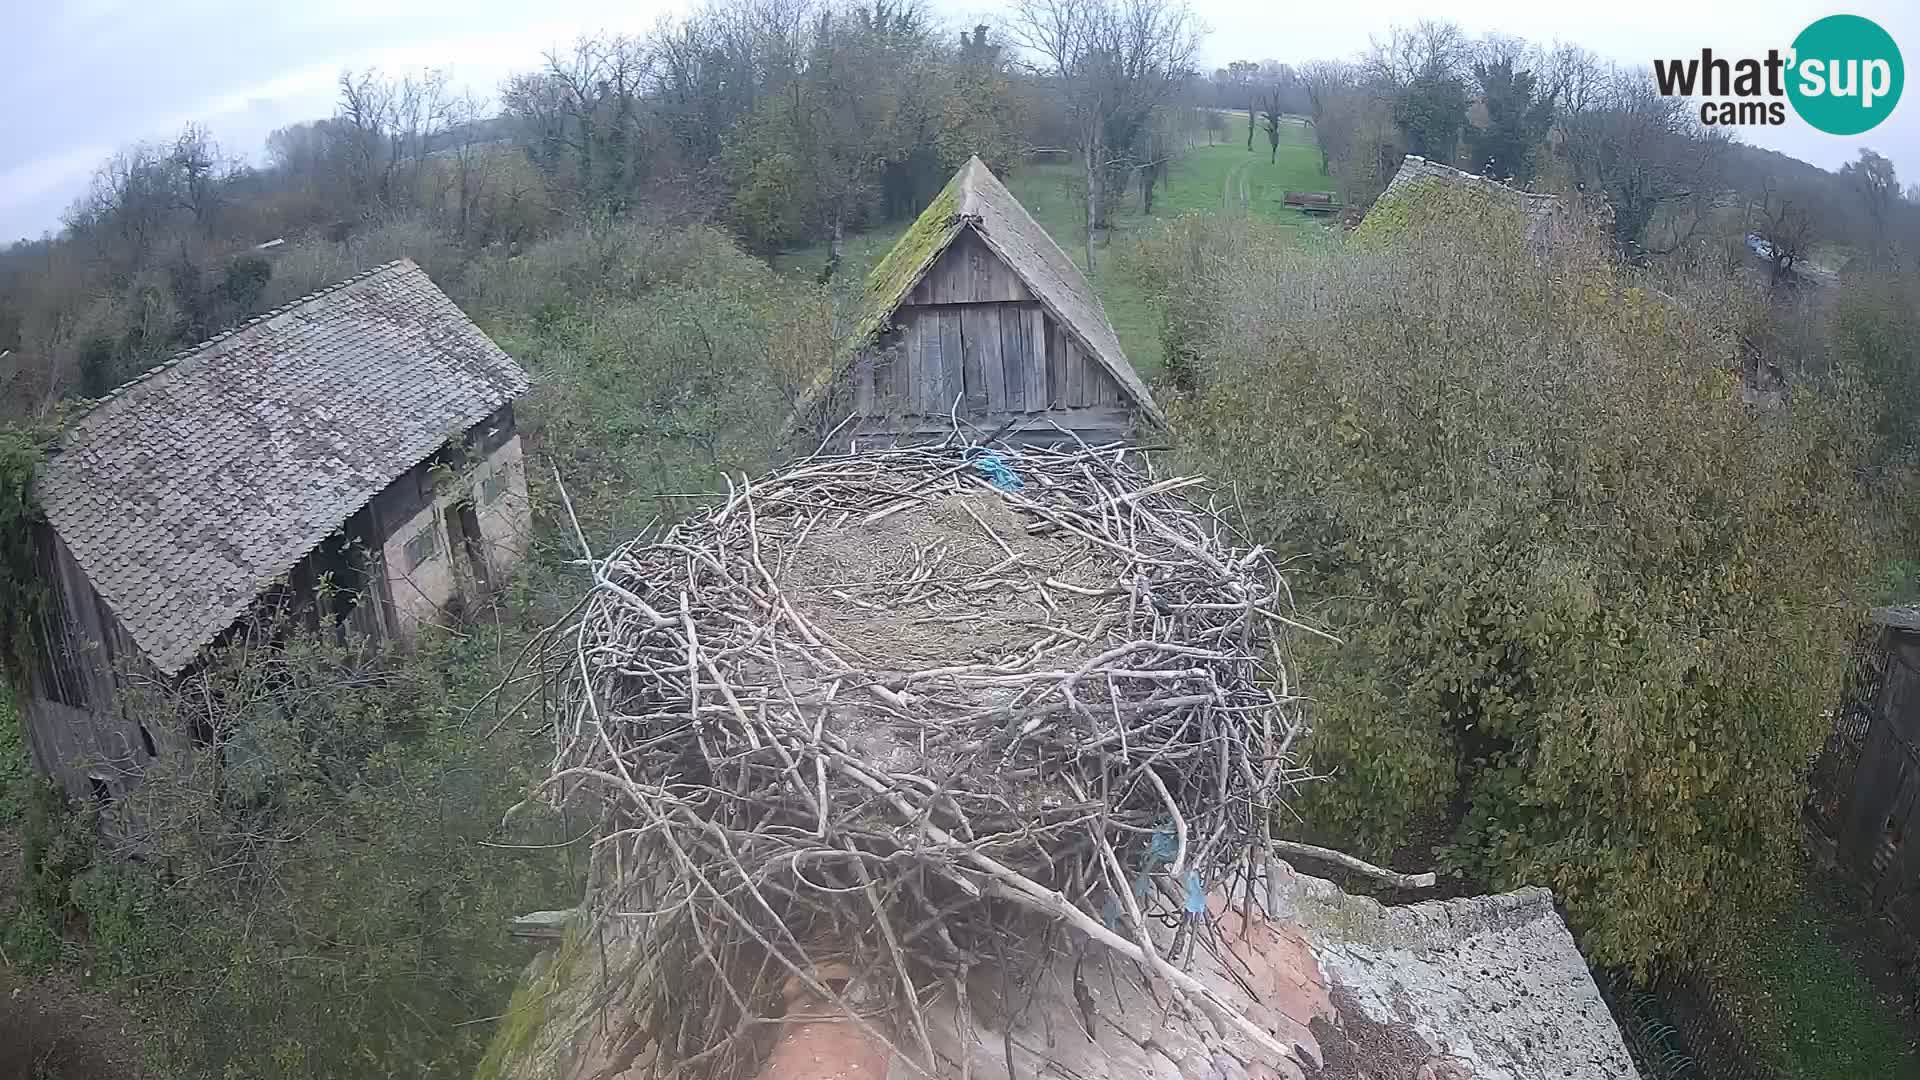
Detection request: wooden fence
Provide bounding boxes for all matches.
[1651,975,1786,1080]
[1600,970,1784,1080]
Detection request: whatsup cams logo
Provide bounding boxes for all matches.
[1654,14,1903,135]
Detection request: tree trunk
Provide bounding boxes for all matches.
[1247,106,1255,151]
[1083,138,1100,274]
[819,216,844,284]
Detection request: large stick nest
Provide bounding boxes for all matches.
[542,441,1318,1077]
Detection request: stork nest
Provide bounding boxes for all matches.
[541,441,1319,1078]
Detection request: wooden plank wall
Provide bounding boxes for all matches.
[907,230,1031,306]
[846,228,1136,444]
[1835,630,1920,936]
[22,526,171,799]
[855,305,1130,424]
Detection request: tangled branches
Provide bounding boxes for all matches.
[541,441,1321,1076]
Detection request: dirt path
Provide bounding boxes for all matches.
[0,967,148,1080]
[1222,159,1251,215]
[0,828,152,1079]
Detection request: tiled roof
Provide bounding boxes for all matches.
[495,864,1640,1080]
[36,260,529,676]
[1374,154,1562,241]
[841,156,1162,426]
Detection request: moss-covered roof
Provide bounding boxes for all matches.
[796,156,1162,433]
[849,168,966,349]
[1359,155,1559,247]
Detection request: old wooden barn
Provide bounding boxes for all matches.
[17,260,532,801]
[1809,604,1920,940]
[798,156,1162,448]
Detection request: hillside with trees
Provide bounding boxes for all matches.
[3,4,1919,1079]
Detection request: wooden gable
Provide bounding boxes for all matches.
[850,223,1132,443]
[905,230,1033,306]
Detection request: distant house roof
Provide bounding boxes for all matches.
[834,155,1161,427]
[36,259,529,676]
[1372,154,1562,243]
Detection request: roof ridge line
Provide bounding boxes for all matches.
[65,259,413,422]
[1398,155,1556,198]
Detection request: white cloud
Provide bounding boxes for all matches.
[0,145,112,239]
[1,0,1915,238]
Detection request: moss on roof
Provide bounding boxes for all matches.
[1352,176,1530,246]
[849,172,965,348]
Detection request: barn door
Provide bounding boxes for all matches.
[448,500,492,593]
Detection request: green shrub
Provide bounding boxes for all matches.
[255,218,465,310]
[1170,194,1874,970]
[488,224,840,548]
[9,626,577,1079]
[1832,271,1920,555]
[0,425,48,689]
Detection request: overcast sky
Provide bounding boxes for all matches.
[3,0,1916,242]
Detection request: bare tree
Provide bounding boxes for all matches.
[1842,148,1901,270]
[337,70,394,207]
[1256,88,1283,164]
[1754,180,1818,287]
[1560,68,1729,259]
[1007,0,1202,271]
[1363,20,1469,90]
[168,125,226,234]
[1540,42,1606,115]
[442,90,494,243]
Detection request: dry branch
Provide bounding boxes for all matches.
[1269,839,1438,889]
[536,440,1323,1077]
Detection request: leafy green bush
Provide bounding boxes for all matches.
[0,684,29,826]
[481,223,840,548]
[8,626,576,1079]
[1168,195,1874,970]
[0,426,50,684]
[255,218,466,310]
[1832,271,1920,558]
[1835,272,1920,464]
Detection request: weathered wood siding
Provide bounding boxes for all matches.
[906,230,1033,306]
[851,315,1130,442]
[837,229,1137,448]
[1819,626,1920,940]
[21,526,171,800]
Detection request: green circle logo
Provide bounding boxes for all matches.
[1788,15,1903,135]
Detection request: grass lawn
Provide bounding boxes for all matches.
[773,122,1336,381]
[1155,120,1333,226]
[1703,878,1919,1080]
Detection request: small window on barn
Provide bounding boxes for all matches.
[404,524,440,570]
[479,471,508,506]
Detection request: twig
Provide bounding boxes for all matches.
[1270,840,1437,889]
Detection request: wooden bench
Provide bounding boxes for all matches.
[1283,191,1340,214]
